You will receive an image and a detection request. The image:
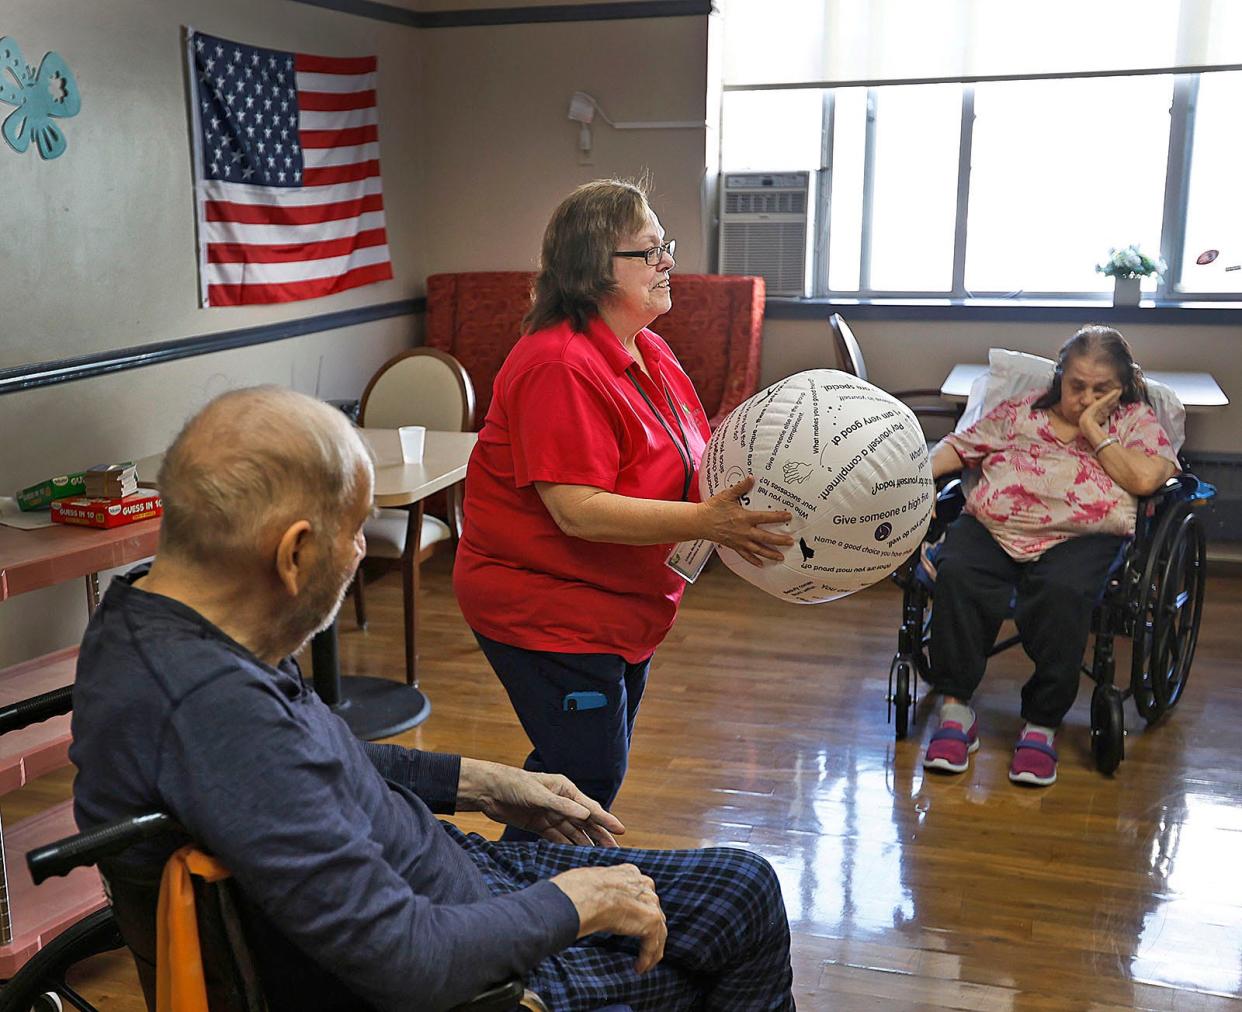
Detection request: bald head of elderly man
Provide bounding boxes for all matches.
[69,386,795,1012]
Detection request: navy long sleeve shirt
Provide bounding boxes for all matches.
[69,566,579,1011]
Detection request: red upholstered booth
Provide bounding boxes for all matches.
[424,272,766,429]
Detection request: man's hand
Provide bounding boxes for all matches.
[550,864,667,973]
[701,477,794,566]
[456,759,624,846]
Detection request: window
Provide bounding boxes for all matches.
[1180,71,1242,294]
[868,84,960,292]
[721,71,1242,302]
[720,89,823,173]
[965,76,1171,295]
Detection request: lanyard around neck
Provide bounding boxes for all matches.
[625,367,693,502]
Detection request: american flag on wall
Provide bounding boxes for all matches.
[186,29,393,306]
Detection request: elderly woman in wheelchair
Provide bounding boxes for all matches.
[918,325,1181,786]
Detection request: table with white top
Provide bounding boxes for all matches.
[313,430,477,740]
[940,364,1229,411]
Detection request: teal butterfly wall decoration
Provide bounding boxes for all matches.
[0,35,80,159]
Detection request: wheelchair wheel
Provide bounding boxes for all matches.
[887,656,913,740]
[1090,684,1125,775]
[1131,504,1206,723]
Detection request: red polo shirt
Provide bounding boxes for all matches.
[453,316,711,663]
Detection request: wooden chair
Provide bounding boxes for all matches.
[828,312,961,432]
[355,348,475,686]
[424,272,766,429]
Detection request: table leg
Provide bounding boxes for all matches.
[309,619,430,741]
[84,573,101,614]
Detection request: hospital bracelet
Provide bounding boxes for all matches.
[1093,436,1120,456]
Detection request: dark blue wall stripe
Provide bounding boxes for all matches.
[0,299,424,397]
[290,0,713,28]
[292,0,419,27]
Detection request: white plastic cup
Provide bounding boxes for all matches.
[398,425,426,463]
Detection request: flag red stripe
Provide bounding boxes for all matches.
[208,261,394,306]
[297,90,376,112]
[205,194,385,225]
[207,229,390,264]
[294,53,377,75]
[302,160,381,186]
[299,125,379,149]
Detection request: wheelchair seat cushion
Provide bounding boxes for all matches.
[1008,732,1058,787]
[922,719,979,774]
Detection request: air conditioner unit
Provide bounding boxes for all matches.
[717,171,815,297]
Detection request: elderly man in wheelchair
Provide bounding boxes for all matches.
[906,325,1204,787]
[15,387,794,1012]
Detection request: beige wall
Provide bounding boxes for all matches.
[418,15,712,274]
[0,0,426,665]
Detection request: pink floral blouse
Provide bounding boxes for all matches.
[942,392,1178,561]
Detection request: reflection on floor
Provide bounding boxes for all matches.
[13,552,1242,1009]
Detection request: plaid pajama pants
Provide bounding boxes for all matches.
[450,826,795,1012]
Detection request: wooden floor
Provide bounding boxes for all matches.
[8,551,1242,1010]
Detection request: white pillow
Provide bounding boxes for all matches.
[955,348,1185,453]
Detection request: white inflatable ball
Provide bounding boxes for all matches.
[701,370,934,604]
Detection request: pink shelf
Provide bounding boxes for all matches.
[0,648,78,796]
[0,517,161,602]
[0,800,107,977]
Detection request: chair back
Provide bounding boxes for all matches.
[359,347,476,433]
[828,312,867,382]
[956,348,1187,454]
[425,271,765,428]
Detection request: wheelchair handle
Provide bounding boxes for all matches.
[28,812,182,885]
[0,685,73,736]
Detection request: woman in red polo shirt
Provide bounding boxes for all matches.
[454,180,792,837]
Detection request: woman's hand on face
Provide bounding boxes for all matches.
[1079,388,1122,439]
[702,476,794,566]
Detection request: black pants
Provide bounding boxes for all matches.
[929,515,1125,728]
[474,632,651,843]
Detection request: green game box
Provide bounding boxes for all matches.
[17,472,88,511]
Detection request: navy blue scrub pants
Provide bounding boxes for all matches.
[474,632,651,843]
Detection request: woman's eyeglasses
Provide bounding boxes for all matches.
[612,239,676,266]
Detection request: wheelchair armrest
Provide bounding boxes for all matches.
[1142,473,1216,506]
[1144,475,1192,503]
[0,684,73,736]
[891,389,962,420]
[448,978,527,1012]
[27,811,182,885]
[927,478,965,542]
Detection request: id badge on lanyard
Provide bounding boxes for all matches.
[624,368,709,581]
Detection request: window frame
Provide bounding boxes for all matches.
[733,72,1242,304]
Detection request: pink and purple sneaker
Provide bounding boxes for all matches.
[922,718,980,774]
[1009,729,1058,786]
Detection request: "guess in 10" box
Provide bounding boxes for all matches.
[50,492,163,530]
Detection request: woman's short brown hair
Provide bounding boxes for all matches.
[522,178,653,335]
[1033,324,1150,410]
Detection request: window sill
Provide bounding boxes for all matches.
[764,297,1242,325]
